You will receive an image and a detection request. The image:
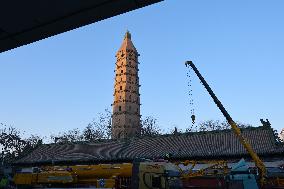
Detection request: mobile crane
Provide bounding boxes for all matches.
[185,61,267,187]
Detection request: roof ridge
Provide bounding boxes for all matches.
[37,126,269,146]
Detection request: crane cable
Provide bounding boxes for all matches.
[186,66,196,128]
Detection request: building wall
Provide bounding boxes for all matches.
[280,129,284,141]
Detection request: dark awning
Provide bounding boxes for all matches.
[0,0,162,53]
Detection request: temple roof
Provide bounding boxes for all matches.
[14,125,284,166]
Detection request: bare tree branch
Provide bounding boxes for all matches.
[186,120,252,132]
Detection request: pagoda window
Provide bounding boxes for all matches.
[121,70,123,73]
[119,106,121,111]
[120,86,122,90]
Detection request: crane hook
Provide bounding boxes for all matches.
[191,114,196,124]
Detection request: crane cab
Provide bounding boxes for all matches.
[131,160,182,189]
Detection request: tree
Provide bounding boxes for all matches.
[82,124,104,141]
[186,120,252,132]
[96,109,112,139]
[25,134,43,148]
[51,128,83,144]
[199,120,229,131]
[85,109,112,140]
[0,123,42,164]
[85,112,162,139]
[50,109,113,143]
[140,116,161,137]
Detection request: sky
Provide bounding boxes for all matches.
[0,0,284,139]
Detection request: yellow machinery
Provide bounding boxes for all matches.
[70,163,132,185]
[14,170,76,185]
[14,163,132,188]
[14,160,182,188]
[185,61,267,186]
[177,160,229,178]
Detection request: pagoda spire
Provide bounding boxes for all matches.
[124,30,131,39]
[116,31,138,56]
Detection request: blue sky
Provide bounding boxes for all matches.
[0,0,283,139]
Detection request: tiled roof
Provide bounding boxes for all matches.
[14,126,284,165]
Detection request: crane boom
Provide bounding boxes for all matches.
[185,61,266,186]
